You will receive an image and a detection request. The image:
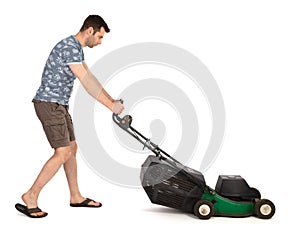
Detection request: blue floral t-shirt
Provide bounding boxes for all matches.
[33,35,84,105]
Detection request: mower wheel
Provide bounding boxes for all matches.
[193,200,214,220]
[254,199,275,219]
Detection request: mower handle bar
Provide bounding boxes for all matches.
[112,100,181,164]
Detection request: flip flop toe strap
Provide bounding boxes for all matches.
[27,207,42,214]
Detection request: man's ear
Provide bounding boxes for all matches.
[87,27,94,35]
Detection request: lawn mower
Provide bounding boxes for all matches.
[112,111,275,220]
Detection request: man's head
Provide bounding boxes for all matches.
[79,15,110,48]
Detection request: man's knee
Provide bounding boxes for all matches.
[55,146,72,163]
[70,141,78,156]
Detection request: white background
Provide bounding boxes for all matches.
[1,0,299,226]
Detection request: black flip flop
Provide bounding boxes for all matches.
[15,203,48,218]
[70,198,102,208]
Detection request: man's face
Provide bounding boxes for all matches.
[86,27,105,48]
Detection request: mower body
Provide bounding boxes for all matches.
[141,155,275,219]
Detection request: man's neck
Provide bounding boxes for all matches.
[74,32,86,47]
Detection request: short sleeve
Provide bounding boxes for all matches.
[62,46,84,65]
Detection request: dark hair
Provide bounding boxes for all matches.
[80,15,110,33]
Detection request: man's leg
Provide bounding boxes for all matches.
[22,146,72,217]
[63,140,100,206]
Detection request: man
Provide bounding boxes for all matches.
[15,15,124,218]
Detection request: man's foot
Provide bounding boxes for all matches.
[70,198,102,208]
[15,203,48,218]
[16,193,48,217]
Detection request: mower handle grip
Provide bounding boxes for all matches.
[112,99,124,122]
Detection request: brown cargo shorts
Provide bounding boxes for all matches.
[33,99,75,149]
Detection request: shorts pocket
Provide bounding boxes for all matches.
[43,118,68,142]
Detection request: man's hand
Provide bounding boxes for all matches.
[112,100,124,115]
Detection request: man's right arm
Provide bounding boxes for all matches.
[69,64,123,114]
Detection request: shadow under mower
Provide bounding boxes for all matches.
[112,113,275,220]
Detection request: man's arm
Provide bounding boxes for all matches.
[82,62,115,104]
[69,63,123,114]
